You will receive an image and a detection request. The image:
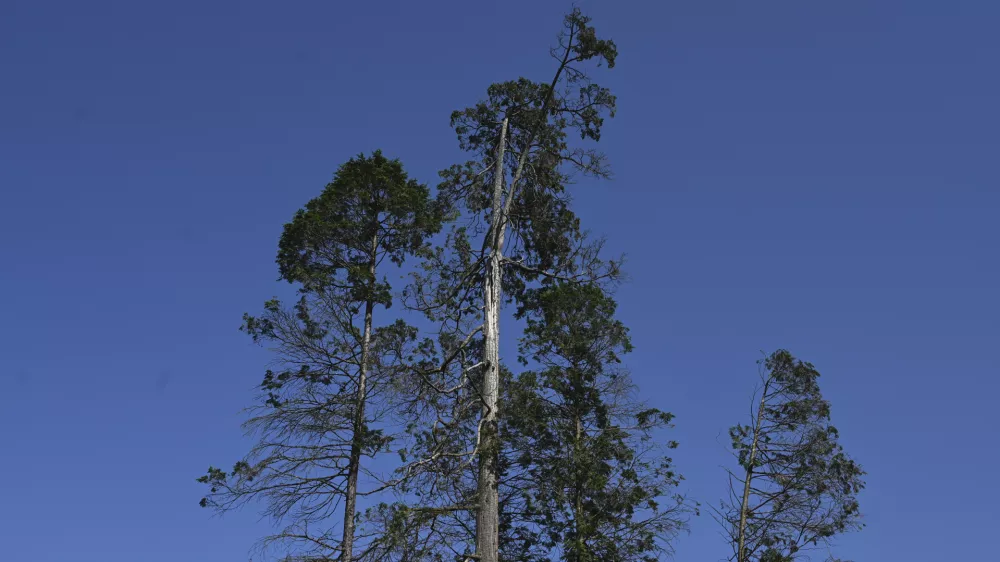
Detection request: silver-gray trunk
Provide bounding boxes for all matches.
[475,117,509,562]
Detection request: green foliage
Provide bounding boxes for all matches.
[277,150,442,298]
[198,151,439,561]
[378,10,656,562]
[190,8,874,562]
[718,350,866,562]
[437,8,619,284]
[502,283,689,562]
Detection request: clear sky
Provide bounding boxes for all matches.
[2,1,997,560]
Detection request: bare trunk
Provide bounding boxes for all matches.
[475,117,508,562]
[573,412,584,562]
[342,233,378,562]
[737,382,769,562]
[472,27,587,562]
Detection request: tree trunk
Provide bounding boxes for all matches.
[737,381,769,562]
[573,411,584,562]
[342,233,379,562]
[475,117,508,562]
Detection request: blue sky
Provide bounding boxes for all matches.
[2,1,997,560]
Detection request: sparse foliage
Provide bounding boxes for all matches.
[715,351,865,562]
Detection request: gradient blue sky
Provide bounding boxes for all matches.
[2,1,997,560]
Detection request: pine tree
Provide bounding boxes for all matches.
[715,351,865,562]
[198,151,441,561]
[502,282,690,562]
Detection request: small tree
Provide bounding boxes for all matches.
[502,282,690,562]
[198,151,441,561]
[715,351,865,562]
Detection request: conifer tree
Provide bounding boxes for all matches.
[393,9,622,562]
[198,151,441,562]
[502,282,690,562]
[715,351,865,562]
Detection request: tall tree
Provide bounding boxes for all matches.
[398,10,621,562]
[502,282,690,562]
[198,151,441,561]
[715,351,865,562]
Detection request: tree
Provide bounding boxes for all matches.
[715,351,865,562]
[198,151,441,561]
[398,10,621,562]
[502,282,690,562]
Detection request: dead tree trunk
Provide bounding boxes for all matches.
[475,117,508,562]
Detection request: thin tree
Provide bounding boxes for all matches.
[198,151,441,561]
[715,351,865,562]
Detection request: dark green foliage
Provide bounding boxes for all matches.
[195,10,709,562]
[379,10,662,562]
[192,7,875,562]
[717,351,865,562]
[501,283,689,562]
[198,152,440,561]
[436,7,620,284]
[277,150,442,297]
